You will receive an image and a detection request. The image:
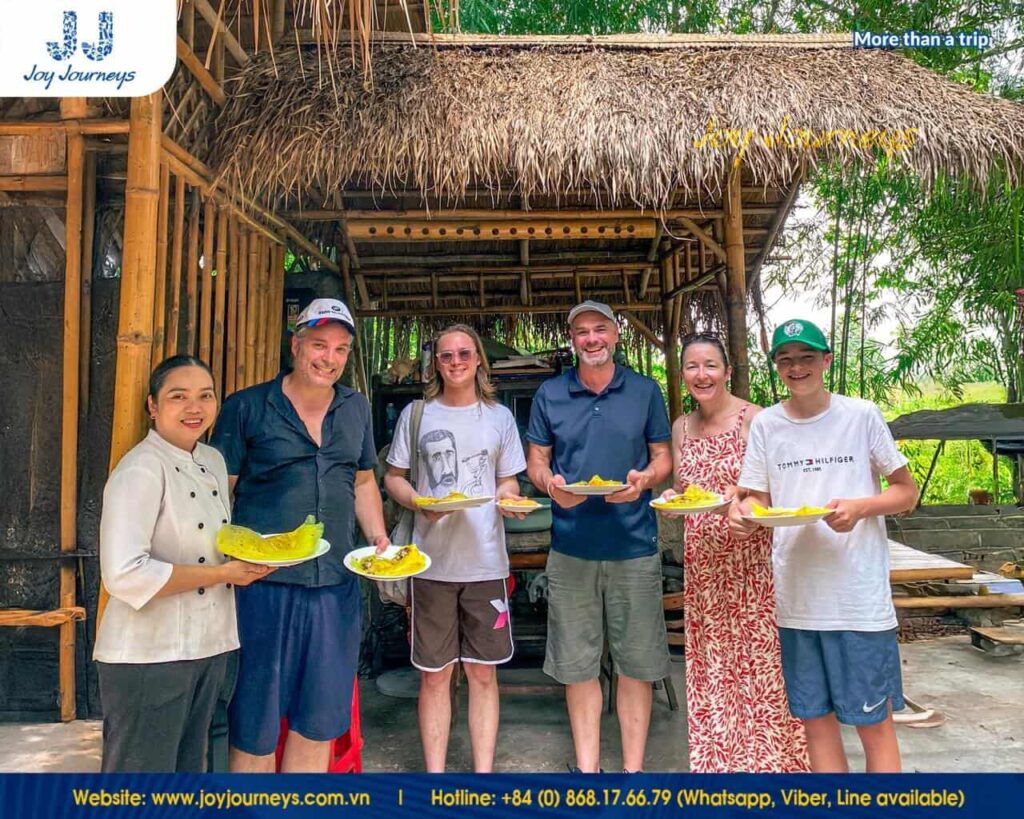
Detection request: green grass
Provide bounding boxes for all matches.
[883,382,1017,506]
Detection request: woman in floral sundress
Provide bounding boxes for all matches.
[659,333,808,773]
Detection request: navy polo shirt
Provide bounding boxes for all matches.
[211,372,377,588]
[526,365,671,561]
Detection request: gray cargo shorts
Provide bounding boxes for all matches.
[543,550,670,684]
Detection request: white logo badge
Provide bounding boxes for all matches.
[0,1,176,96]
[783,321,804,337]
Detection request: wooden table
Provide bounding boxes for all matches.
[887,539,975,583]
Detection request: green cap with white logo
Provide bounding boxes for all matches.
[769,319,830,358]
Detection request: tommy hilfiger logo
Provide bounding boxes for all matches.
[776,454,856,474]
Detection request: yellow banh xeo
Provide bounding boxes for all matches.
[657,484,721,508]
[569,475,622,487]
[415,491,470,506]
[750,502,831,517]
[217,515,323,561]
[356,545,427,577]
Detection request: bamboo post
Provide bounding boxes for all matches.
[79,151,96,414]
[268,244,285,377]
[253,236,268,383]
[166,175,186,357]
[660,252,681,421]
[723,167,750,398]
[184,189,200,354]
[152,162,170,360]
[225,216,239,395]
[59,97,87,721]
[212,206,228,392]
[245,231,259,386]
[235,229,250,388]
[103,92,162,626]
[199,198,215,364]
[341,253,369,395]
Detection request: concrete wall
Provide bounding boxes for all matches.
[887,505,1024,572]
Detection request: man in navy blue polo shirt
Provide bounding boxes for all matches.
[212,298,389,772]
[527,300,672,774]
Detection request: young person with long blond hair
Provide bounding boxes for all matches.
[384,324,528,772]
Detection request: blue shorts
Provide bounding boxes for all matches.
[778,627,904,726]
[229,581,361,755]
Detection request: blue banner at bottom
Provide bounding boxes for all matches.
[3,773,1022,818]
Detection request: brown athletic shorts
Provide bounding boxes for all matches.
[409,577,514,671]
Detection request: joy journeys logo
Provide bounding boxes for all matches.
[0,1,175,97]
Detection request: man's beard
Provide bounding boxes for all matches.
[578,347,611,366]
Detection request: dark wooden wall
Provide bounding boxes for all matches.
[0,204,119,720]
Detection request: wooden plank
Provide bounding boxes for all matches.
[347,218,658,242]
[894,594,1024,609]
[888,539,975,582]
[0,608,86,628]
[970,625,1024,645]
[0,175,67,191]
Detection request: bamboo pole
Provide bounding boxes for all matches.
[0,175,67,192]
[254,236,269,383]
[59,98,87,722]
[212,206,229,392]
[79,151,96,414]
[357,303,663,319]
[199,198,215,364]
[892,595,1024,609]
[723,168,750,398]
[235,229,249,388]
[341,253,369,395]
[225,216,239,395]
[152,162,170,361]
[102,92,162,628]
[660,253,682,421]
[0,120,129,136]
[166,175,186,357]
[245,231,259,386]
[184,189,201,355]
[268,244,286,378]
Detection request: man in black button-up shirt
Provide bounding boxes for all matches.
[212,298,388,772]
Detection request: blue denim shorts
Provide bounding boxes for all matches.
[779,627,904,726]
[229,581,361,755]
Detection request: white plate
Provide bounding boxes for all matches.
[415,495,493,512]
[496,500,543,514]
[650,495,729,515]
[560,483,629,496]
[344,545,432,580]
[232,537,331,567]
[741,511,832,528]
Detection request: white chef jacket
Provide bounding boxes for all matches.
[93,429,239,663]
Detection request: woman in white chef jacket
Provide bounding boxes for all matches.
[93,355,275,773]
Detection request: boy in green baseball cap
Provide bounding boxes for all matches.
[728,319,918,772]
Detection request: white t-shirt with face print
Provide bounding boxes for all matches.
[739,394,909,632]
[387,400,527,582]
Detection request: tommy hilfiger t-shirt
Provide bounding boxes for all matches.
[739,394,908,632]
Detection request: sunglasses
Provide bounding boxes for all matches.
[436,348,475,365]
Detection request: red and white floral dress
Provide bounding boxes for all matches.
[676,405,809,773]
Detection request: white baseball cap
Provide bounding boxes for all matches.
[294,298,356,334]
[567,299,616,325]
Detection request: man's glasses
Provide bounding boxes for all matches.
[436,348,475,365]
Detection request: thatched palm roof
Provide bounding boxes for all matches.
[212,35,1024,209]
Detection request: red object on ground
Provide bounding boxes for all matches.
[274,678,363,773]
